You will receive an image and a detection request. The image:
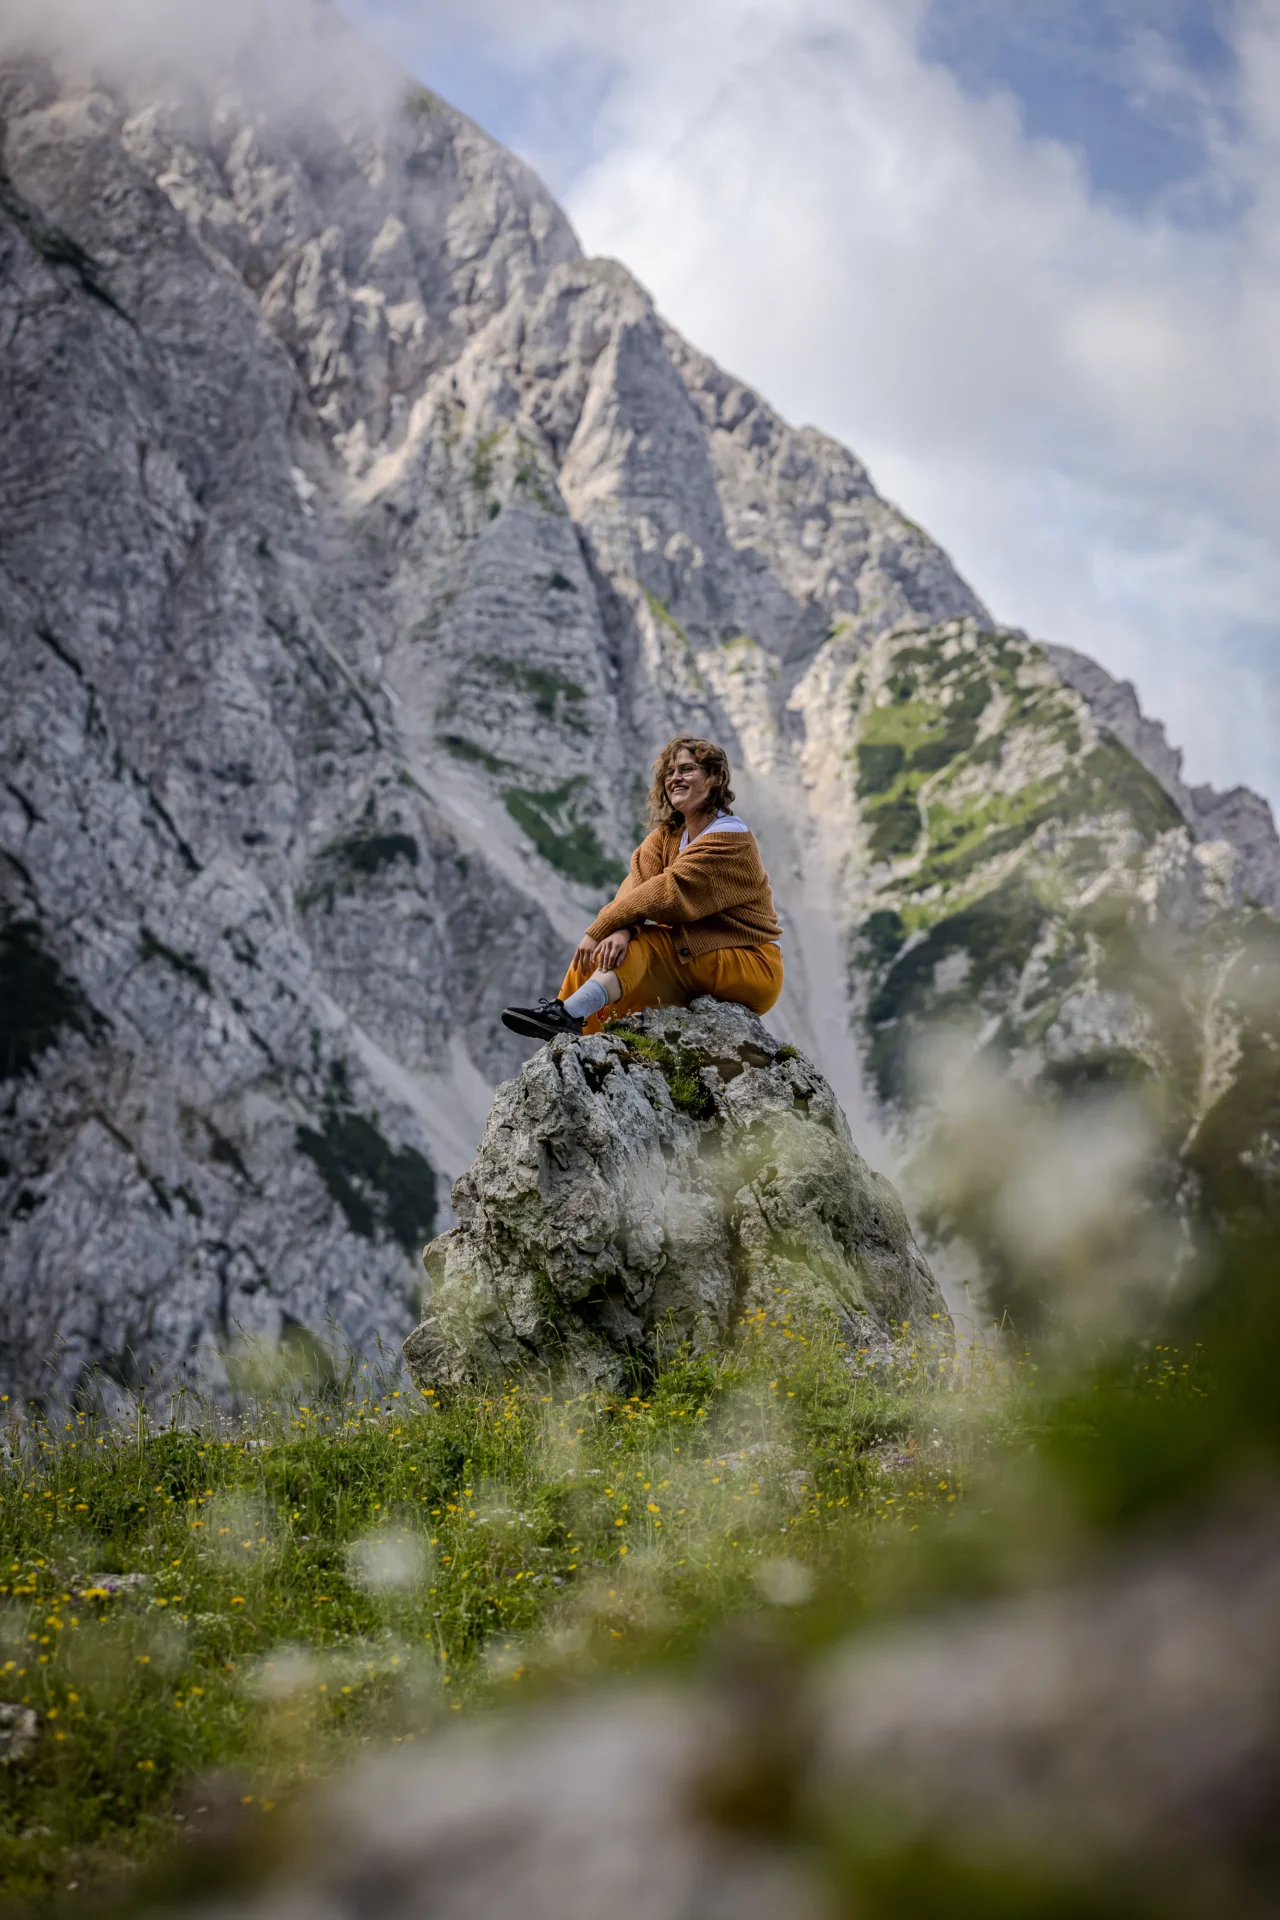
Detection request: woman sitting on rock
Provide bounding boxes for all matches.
[502,736,783,1041]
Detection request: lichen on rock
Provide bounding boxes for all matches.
[404,999,946,1388]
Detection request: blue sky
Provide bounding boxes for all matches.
[349,0,1278,814]
[923,0,1238,206]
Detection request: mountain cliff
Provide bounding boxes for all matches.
[1,5,1276,1400]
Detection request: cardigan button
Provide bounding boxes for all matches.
[678,946,691,959]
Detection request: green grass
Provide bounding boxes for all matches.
[469,427,507,496]
[642,587,690,644]
[502,780,627,889]
[856,742,906,799]
[513,439,563,515]
[473,656,589,732]
[439,735,507,775]
[851,628,1183,925]
[0,1317,979,1905]
[609,1026,717,1117]
[866,793,922,861]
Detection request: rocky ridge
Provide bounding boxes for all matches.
[1044,643,1280,913]
[0,3,1276,1395]
[799,620,1280,1180]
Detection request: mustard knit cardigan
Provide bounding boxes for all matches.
[585,825,782,958]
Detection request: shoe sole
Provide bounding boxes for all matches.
[500,1009,581,1042]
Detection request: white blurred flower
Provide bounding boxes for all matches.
[754,1558,814,1606]
[204,1492,274,1561]
[253,1646,318,1700]
[347,1528,431,1593]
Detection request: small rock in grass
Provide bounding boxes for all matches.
[0,1705,41,1765]
[78,1572,150,1596]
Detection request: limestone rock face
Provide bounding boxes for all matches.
[404,1002,945,1387]
[0,44,570,1402]
[1044,644,1280,912]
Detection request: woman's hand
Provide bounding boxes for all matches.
[593,928,633,973]
[573,927,632,975]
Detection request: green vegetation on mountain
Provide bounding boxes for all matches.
[295,1107,435,1256]
[439,734,508,774]
[842,624,1247,1124]
[827,623,1280,1349]
[473,656,589,732]
[503,778,627,889]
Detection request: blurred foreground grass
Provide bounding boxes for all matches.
[0,1228,1255,1916]
[0,1300,1005,1907]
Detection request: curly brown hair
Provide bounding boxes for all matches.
[647,736,735,832]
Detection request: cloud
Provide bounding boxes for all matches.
[349,0,1278,808]
[0,0,402,128]
[11,0,1274,806]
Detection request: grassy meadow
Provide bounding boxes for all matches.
[0,1303,999,1909]
[0,1223,1255,1918]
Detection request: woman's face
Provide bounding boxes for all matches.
[665,750,714,817]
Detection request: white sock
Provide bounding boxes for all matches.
[563,976,610,1019]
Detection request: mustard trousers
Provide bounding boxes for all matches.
[560,926,784,1036]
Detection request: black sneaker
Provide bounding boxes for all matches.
[500,997,586,1042]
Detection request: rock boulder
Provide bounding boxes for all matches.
[404,1000,946,1387]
